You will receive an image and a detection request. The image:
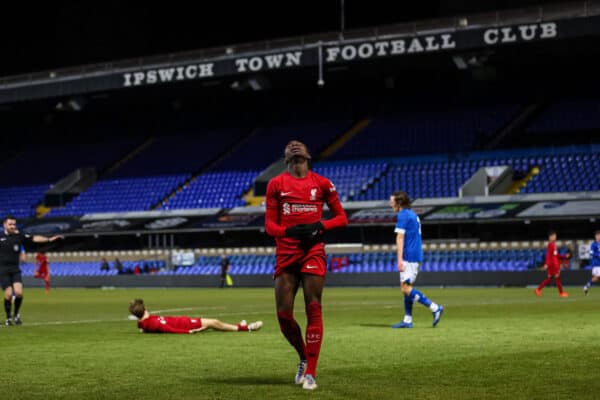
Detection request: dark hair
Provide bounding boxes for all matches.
[595,230,600,236]
[284,140,312,163]
[129,299,146,319]
[3,215,16,223]
[392,191,412,208]
[548,230,556,237]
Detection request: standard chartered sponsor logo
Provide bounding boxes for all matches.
[291,204,318,213]
[283,203,317,214]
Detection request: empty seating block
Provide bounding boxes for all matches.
[520,153,600,193]
[161,171,258,210]
[528,98,600,133]
[212,120,351,171]
[0,139,141,186]
[111,132,245,178]
[313,161,388,202]
[347,148,599,201]
[49,175,188,216]
[331,104,518,160]
[0,184,50,218]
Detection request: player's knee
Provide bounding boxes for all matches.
[277,310,294,322]
[199,318,216,329]
[304,295,321,306]
[277,311,296,332]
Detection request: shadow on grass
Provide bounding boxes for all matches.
[359,323,395,328]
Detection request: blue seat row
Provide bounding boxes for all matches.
[19,249,551,277]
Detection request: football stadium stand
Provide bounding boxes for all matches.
[20,247,560,277]
[2,95,599,217]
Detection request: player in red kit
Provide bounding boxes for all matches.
[535,230,570,297]
[34,252,50,294]
[128,299,263,334]
[265,140,348,390]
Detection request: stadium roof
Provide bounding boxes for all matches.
[2,0,569,76]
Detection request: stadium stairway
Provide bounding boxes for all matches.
[318,118,371,160]
[242,189,264,207]
[483,100,546,151]
[156,127,260,210]
[36,204,51,218]
[102,136,156,177]
[506,166,540,194]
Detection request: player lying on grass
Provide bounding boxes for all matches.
[128,299,263,334]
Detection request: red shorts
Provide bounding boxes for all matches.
[547,266,560,276]
[188,318,203,330]
[34,271,48,280]
[274,248,327,279]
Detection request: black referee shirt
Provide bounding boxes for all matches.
[0,232,33,272]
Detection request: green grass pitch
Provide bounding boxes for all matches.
[1,287,599,400]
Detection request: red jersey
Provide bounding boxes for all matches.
[265,171,348,255]
[137,315,202,334]
[545,241,567,270]
[35,253,49,279]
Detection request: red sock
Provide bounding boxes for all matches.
[237,323,248,331]
[555,277,564,293]
[45,280,50,293]
[277,311,306,361]
[305,301,323,378]
[538,277,552,290]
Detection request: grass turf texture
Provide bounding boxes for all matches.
[1,287,599,400]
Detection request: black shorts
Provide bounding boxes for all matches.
[0,271,22,290]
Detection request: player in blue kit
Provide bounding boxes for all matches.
[389,191,443,328]
[583,230,600,295]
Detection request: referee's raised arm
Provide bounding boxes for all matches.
[32,234,63,244]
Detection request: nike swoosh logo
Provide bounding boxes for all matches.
[305,265,319,269]
[281,191,293,196]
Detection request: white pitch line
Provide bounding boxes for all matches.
[23,318,125,327]
[3,297,574,328]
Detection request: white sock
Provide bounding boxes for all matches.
[429,303,439,312]
[403,315,412,323]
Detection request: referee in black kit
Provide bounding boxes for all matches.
[1,216,62,326]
